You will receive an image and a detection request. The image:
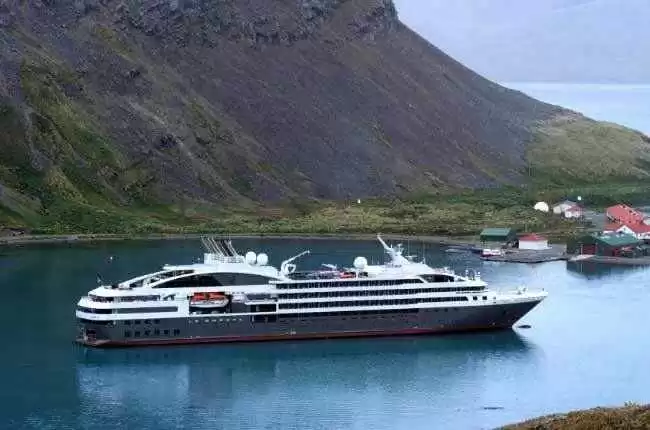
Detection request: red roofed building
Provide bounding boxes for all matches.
[518,233,549,250]
[606,204,646,225]
[616,223,650,241]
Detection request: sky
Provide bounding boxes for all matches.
[393,0,650,83]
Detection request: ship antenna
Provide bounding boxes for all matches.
[422,241,426,264]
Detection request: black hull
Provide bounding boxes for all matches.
[77,301,542,348]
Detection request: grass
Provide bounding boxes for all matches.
[3,178,648,239]
[502,403,650,429]
[529,114,650,186]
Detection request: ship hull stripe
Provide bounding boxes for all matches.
[77,325,513,347]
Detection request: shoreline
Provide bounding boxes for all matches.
[0,232,480,247]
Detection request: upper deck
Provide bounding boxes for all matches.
[87,235,486,299]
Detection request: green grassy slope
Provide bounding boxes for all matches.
[529,114,650,185]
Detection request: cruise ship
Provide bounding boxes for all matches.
[76,235,547,347]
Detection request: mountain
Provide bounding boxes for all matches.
[0,0,649,232]
[394,0,650,83]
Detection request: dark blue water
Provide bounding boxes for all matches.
[2,239,650,430]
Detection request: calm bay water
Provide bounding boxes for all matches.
[2,238,650,430]
[504,83,650,135]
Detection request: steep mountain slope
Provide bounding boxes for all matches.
[395,0,650,83]
[0,0,649,232]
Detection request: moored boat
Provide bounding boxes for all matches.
[75,235,547,347]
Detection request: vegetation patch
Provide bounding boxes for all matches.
[529,114,650,185]
[502,404,650,430]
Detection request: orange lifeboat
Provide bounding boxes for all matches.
[192,292,208,301]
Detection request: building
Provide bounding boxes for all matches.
[606,204,645,225]
[613,223,650,241]
[553,200,577,215]
[563,205,584,219]
[479,228,517,245]
[568,233,642,257]
[518,234,549,250]
[603,204,650,240]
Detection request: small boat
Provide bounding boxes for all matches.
[190,292,229,308]
[481,249,505,258]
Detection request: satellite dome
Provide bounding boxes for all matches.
[534,202,550,213]
[245,251,257,265]
[256,253,269,266]
[353,256,368,270]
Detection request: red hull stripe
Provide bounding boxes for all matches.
[77,325,510,348]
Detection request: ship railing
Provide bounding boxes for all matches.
[203,253,245,264]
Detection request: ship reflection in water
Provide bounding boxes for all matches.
[75,332,538,429]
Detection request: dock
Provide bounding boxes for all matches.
[480,245,567,264]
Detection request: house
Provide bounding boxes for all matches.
[518,233,549,250]
[552,200,577,215]
[614,223,650,241]
[479,228,517,245]
[606,204,645,225]
[603,204,650,240]
[567,233,642,257]
[563,205,584,219]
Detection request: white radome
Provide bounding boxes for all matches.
[256,253,269,266]
[245,251,257,265]
[353,256,368,270]
[533,202,550,213]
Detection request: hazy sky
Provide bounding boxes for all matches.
[393,0,650,83]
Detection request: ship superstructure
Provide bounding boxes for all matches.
[76,235,547,347]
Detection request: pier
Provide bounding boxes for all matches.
[480,245,568,264]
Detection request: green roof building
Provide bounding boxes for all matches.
[567,233,642,257]
[479,228,517,244]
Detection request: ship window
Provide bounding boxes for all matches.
[117,295,160,302]
[77,318,112,325]
[173,329,180,336]
[124,331,131,337]
[124,320,131,325]
[420,274,455,283]
[134,331,141,337]
[214,273,276,286]
[155,273,276,288]
[89,295,114,303]
[154,319,160,324]
[163,329,170,335]
[115,307,178,314]
[77,306,112,314]
[483,296,487,300]
[144,330,151,336]
[134,320,141,325]
[154,329,160,335]
[144,319,151,324]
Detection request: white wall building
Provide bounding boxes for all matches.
[552,200,576,215]
[615,224,650,241]
[563,205,584,219]
[518,234,549,250]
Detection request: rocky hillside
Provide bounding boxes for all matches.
[0,0,649,231]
